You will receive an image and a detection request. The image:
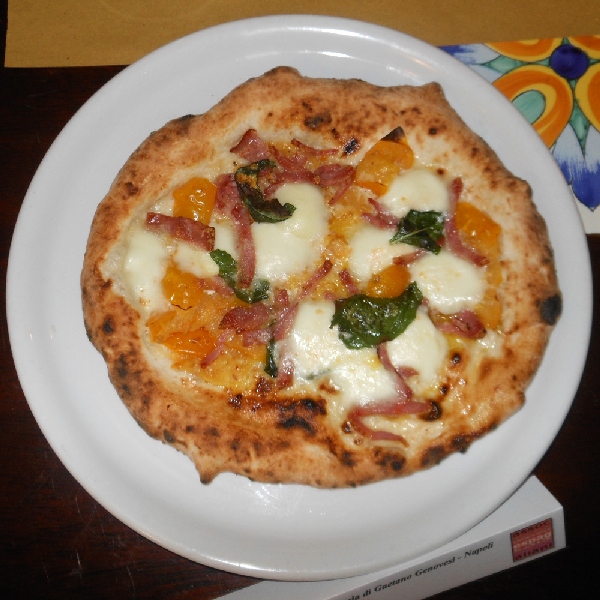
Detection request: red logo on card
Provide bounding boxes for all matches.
[511,518,555,562]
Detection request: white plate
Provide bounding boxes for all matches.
[7,16,592,580]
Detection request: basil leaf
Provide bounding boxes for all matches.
[210,249,270,304]
[390,210,445,254]
[235,160,296,223]
[265,337,278,378]
[331,282,423,349]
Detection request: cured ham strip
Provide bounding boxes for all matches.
[262,169,317,198]
[219,303,271,332]
[315,164,355,203]
[196,276,235,296]
[363,198,400,229]
[146,213,215,251]
[429,308,486,339]
[346,344,430,443]
[200,329,235,368]
[339,269,360,295]
[444,178,488,267]
[230,128,271,162]
[291,139,339,157]
[393,250,426,266]
[377,343,415,404]
[215,174,256,287]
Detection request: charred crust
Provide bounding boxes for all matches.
[304,111,332,129]
[124,182,139,197]
[276,398,326,434]
[278,415,314,433]
[343,137,359,154]
[163,430,175,444]
[451,435,473,453]
[382,126,405,142]
[102,317,114,334]
[421,401,442,421]
[375,451,405,472]
[421,445,446,467]
[539,294,562,325]
[116,354,128,379]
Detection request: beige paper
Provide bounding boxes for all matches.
[6,0,600,67]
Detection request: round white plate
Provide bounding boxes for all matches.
[7,16,592,580]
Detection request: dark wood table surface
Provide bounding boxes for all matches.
[1,5,599,599]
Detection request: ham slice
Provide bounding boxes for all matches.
[145,213,215,251]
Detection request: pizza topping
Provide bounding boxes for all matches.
[390,209,445,253]
[210,249,269,304]
[229,128,271,162]
[234,159,297,223]
[331,282,423,350]
[146,212,216,251]
[444,178,488,267]
[121,131,505,443]
[409,250,486,315]
[428,308,486,339]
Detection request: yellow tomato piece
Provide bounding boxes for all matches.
[161,262,205,310]
[355,139,415,195]
[163,327,215,356]
[146,309,179,343]
[366,263,411,298]
[454,202,502,260]
[475,287,502,330]
[173,177,217,224]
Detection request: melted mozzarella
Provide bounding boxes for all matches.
[252,183,328,282]
[173,241,219,278]
[379,168,449,218]
[288,301,397,408]
[409,250,485,314]
[347,225,414,282]
[385,307,448,394]
[123,227,169,312]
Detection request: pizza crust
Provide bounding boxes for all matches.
[82,67,560,488]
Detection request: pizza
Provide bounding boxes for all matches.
[81,67,561,488]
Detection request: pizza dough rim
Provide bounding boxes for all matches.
[81,67,561,488]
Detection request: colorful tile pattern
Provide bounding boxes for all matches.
[442,36,600,233]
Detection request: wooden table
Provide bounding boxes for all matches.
[1,5,598,599]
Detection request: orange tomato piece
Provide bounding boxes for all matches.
[161,262,205,310]
[162,327,215,357]
[454,202,501,260]
[355,139,415,195]
[172,177,217,224]
[366,263,411,298]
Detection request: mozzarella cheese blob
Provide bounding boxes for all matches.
[252,183,328,282]
[173,241,219,279]
[379,168,449,218]
[288,301,397,408]
[348,225,414,282]
[385,307,449,395]
[409,250,485,314]
[123,227,169,312]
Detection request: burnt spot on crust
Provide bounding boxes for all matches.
[124,181,139,197]
[421,445,446,467]
[343,137,359,154]
[375,450,405,473]
[451,435,473,453]
[304,111,332,130]
[382,126,405,142]
[539,294,562,325]
[116,354,128,379]
[163,430,175,444]
[276,398,326,435]
[421,401,442,421]
[102,317,114,334]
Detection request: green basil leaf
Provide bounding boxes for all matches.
[210,249,270,304]
[390,210,445,254]
[235,160,296,223]
[265,337,278,378]
[331,282,423,349]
